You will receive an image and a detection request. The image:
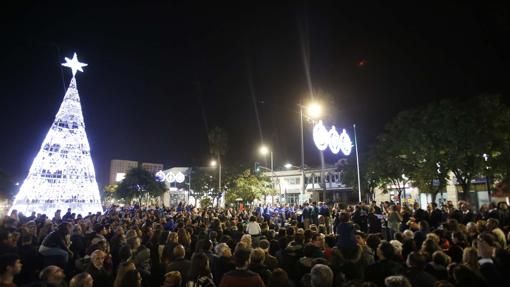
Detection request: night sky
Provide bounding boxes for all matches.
[1,2,509,187]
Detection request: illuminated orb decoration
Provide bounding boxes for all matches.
[175,172,185,183]
[313,120,329,151]
[313,122,353,156]
[9,53,103,216]
[156,170,166,182]
[328,126,341,154]
[163,171,186,183]
[339,129,353,156]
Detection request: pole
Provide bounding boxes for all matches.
[300,105,305,203]
[354,124,362,203]
[188,167,192,205]
[218,157,222,208]
[320,150,325,202]
[270,151,274,204]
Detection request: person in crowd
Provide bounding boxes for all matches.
[37,265,67,287]
[259,239,278,270]
[248,248,271,285]
[162,271,182,287]
[38,222,73,265]
[85,250,113,287]
[113,261,136,287]
[403,251,435,287]
[186,252,214,287]
[0,253,23,287]
[476,232,502,286]
[69,272,93,287]
[267,268,290,287]
[309,264,333,287]
[383,275,411,287]
[366,241,404,287]
[165,245,190,285]
[219,247,264,287]
[119,270,142,287]
[212,243,234,286]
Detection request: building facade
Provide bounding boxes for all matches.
[109,160,139,184]
[141,162,164,174]
[109,160,164,184]
[262,167,352,204]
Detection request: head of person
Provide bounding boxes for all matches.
[162,271,182,287]
[120,270,142,287]
[215,242,232,257]
[406,251,427,269]
[57,222,73,235]
[70,272,94,287]
[259,239,271,252]
[173,244,186,259]
[40,265,66,285]
[432,251,451,267]
[189,252,211,279]
[250,248,265,265]
[268,268,289,287]
[462,247,479,269]
[0,253,22,277]
[94,224,106,235]
[234,247,252,269]
[90,249,107,269]
[384,275,412,287]
[377,241,396,261]
[127,236,141,250]
[310,264,334,287]
[114,261,136,287]
[476,232,498,258]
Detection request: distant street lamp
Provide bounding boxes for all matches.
[299,101,323,203]
[483,153,491,202]
[210,159,221,207]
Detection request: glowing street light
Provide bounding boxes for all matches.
[306,102,322,119]
[284,163,293,169]
[210,160,217,167]
[259,145,269,156]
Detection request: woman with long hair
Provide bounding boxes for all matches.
[120,269,142,287]
[114,261,136,287]
[186,252,215,287]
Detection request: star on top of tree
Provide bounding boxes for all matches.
[61,52,88,76]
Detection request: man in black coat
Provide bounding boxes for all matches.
[165,245,191,286]
[403,251,436,287]
[366,241,404,287]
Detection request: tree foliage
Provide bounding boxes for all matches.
[372,95,510,202]
[116,167,167,202]
[225,169,274,205]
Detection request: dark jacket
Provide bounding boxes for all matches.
[219,269,265,287]
[249,263,271,285]
[365,259,404,287]
[166,258,191,284]
[403,267,436,287]
[212,256,235,286]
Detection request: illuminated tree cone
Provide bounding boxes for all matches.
[9,76,102,216]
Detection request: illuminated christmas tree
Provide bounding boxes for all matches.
[9,53,103,216]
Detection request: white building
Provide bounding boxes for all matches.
[158,167,191,207]
[109,159,138,184]
[141,162,164,174]
[262,167,352,204]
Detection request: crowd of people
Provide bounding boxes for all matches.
[0,199,509,287]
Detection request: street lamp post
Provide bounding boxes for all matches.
[483,153,491,203]
[260,145,274,204]
[353,124,362,203]
[210,159,222,207]
[299,101,322,204]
